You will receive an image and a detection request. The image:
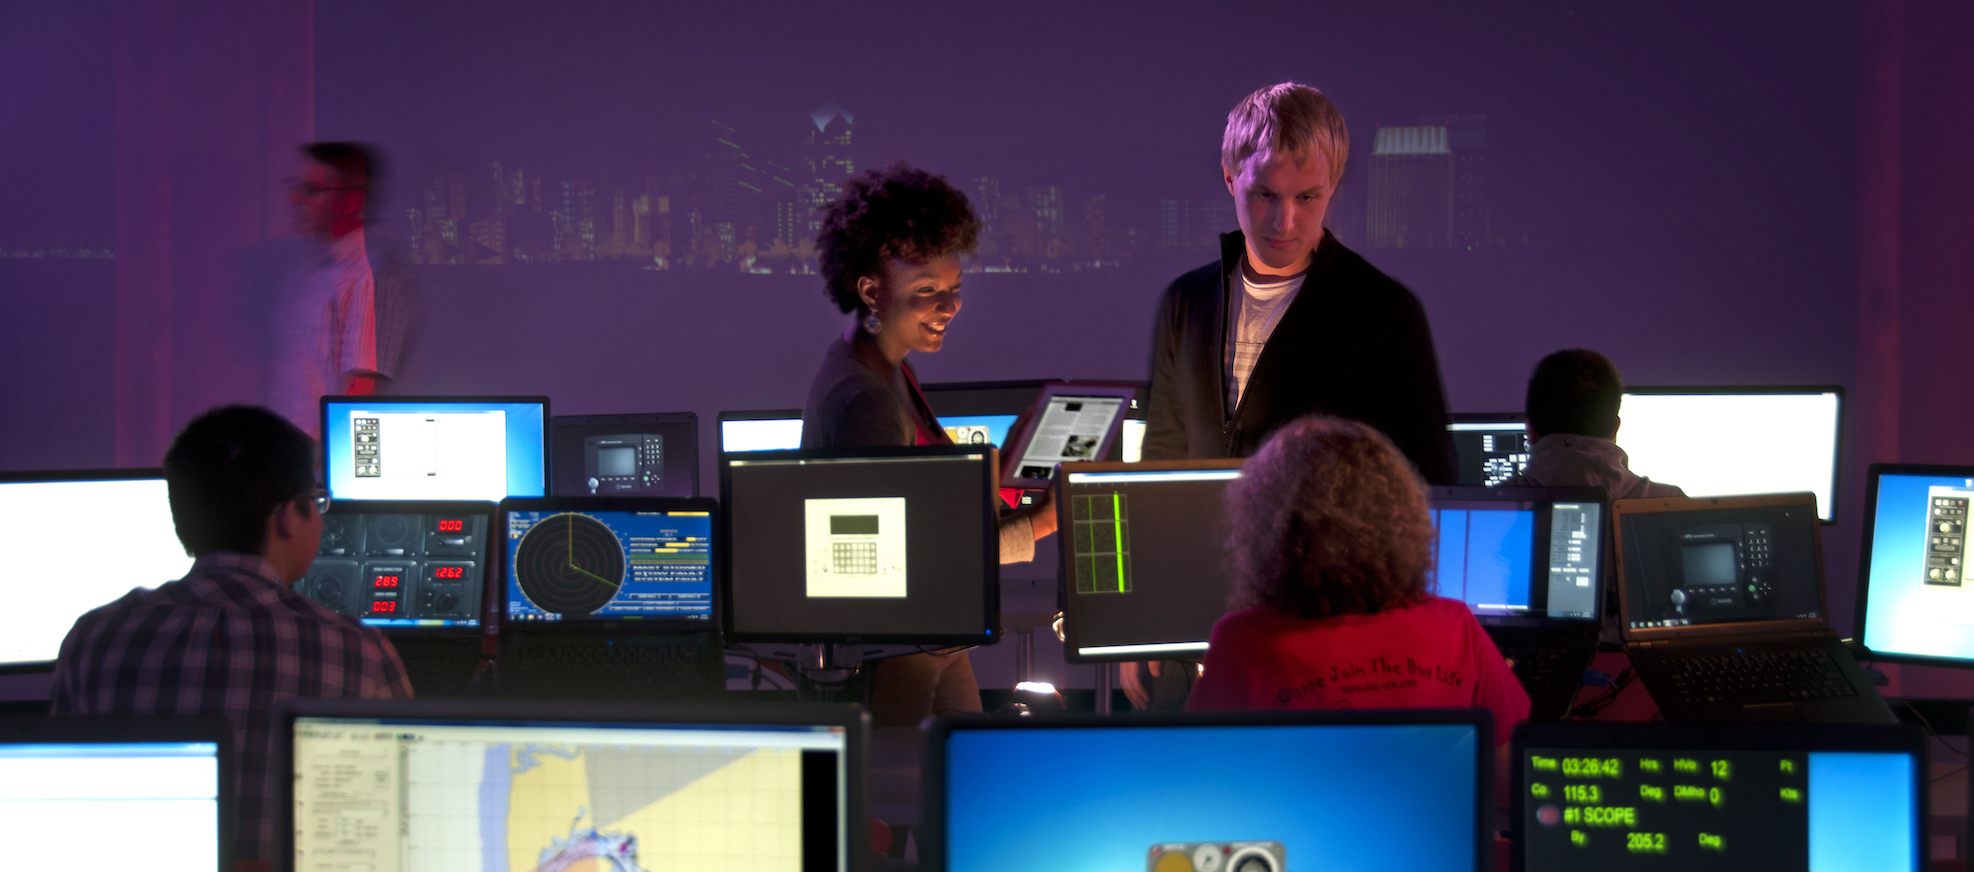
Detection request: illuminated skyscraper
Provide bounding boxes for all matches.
[799,104,855,237]
[1026,185,1064,240]
[1418,114,1495,248]
[1367,126,1453,249]
[1158,198,1190,249]
[973,177,1000,233]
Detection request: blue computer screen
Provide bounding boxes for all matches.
[324,399,546,501]
[943,722,1478,872]
[504,509,713,623]
[1861,471,1974,662]
[939,414,1017,448]
[1431,506,1535,613]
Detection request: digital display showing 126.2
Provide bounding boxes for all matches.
[1523,749,1807,870]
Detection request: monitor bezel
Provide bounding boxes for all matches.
[1852,462,1974,669]
[312,499,499,638]
[923,708,1494,872]
[1428,485,1611,627]
[495,495,722,632]
[1618,384,1845,525]
[715,408,804,454]
[1510,720,1926,872]
[718,444,1002,645]
[275,697,869,872]
[998,381,1142,489]
[549,411,701,498]
[1054,458,1245,664]
[319,394,552,500]
[0,467,180,674]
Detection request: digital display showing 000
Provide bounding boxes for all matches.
[1524,748,1806,870]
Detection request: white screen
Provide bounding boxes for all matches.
[335,410,509,501]
[0,743,220,872]
[0,478,193,665]
[1617,392,1841,521]
[1120,419,1146,464]
[721,418,803,452]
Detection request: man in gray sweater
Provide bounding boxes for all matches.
[1506,349,1684,499]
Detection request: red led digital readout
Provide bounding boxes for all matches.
[438,519,464,532]
[432,566,465,579]
[371,600,397,613]
[373,575,400,588]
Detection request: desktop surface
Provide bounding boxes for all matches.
[322,396,547,501]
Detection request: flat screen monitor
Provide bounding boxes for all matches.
[1614,494,1825,634]
[0,715,232,872]
[0,469,194,669]
[1855,464,1974,667]
[322,396,548,502]
[1428,486,1606,623]
[721,445,998,644]
[299,500,495,632]
[1617,386,1842,522]
[550,412,700,497]
[1514,721,1922,872]
[1448,413,1530,486]
[283,700,865,872]
[1057,461,1243,662]
[926,711,1490,872]
[718,409,804,453]
[499,497,717,626]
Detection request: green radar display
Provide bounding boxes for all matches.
[513,512,626,616]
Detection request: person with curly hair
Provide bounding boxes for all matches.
[1185,416,1527,743]
[802,160,1057,727]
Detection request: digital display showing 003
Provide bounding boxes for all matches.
[370,600,396,613]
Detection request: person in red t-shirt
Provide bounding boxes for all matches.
[1186,416,1529,748]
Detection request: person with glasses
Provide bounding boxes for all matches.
[52,405,412,864]
[269,141,416,438]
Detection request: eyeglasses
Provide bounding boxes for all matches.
[299,488,331,516]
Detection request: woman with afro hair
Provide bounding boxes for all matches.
[802,161,1058,727]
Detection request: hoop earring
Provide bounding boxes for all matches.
[862,311,882,335]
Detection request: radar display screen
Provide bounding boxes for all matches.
[504,509,712,622]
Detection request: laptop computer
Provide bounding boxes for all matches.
[1852,463,1974,668]
[496,496,725,698]
[550,412,701,497]
[1446,412,1530,486]
[279,698,867,872]
[1429,486,1608,720]
[1513,720,1923,871]
[924,709,1492,872]
[321,395,549,502]
[1612,492,1894,722]
[717,408,804,453]
[0,714,232,871]
[300,499,497,696]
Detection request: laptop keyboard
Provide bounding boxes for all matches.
[1662,647,1857,706]
[1500,644,1584,692]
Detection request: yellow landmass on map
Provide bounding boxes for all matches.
[508,747,591,872]
[599,747,803,872]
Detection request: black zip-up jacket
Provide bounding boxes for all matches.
[1142,229,1457,484]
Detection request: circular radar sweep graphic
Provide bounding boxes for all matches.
[513,512,626,617]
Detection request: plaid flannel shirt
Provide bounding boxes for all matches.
[50,553,413,861]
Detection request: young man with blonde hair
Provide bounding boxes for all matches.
[1142,82,1455,481]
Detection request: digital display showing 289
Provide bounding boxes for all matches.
[1523,748,1807,870]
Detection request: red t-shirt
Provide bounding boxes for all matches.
[1186,596,1529,742]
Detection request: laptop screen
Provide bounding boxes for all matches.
[503,507,714,624]
[1059,464,1242,661]
[291,711,852,872]
[935,717,1484,872]
[1518,729,1919,871]
[1617,389,1842,522]
[1448,417,1531,486]
[1008,387,1133,483]
[0,472,194,667]
[1429,489,1603,622]
[323,397,548,501]
[719,413,804,453]
[938,414,1016,447]
[723,447,996,642]
[1858,467,1974,663]
[1,737,223,870]
[303,502,494,630]
[550,414,699,498]
[1618,502,1822,630]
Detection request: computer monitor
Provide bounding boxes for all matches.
[0,469,194,669]
[1513,721,1922,872]
[1617,386,1843,522]
[1855,464,1974,667]
[321,395,548,501]
[282,699,866,872]
[721,445,999,644]
[1428,486,1606,623]
[1057,460,1243,662]
[921,379,1048,448]
[717,409,804,453]
[500,497,717,625]
[0,715,232,871]
[298,500,496,633]
[1614,492,1827,633]
[926,710,1491,872]
[550,412,700,497]
[1447,412,1530,486]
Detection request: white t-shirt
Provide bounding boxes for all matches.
[1225,267,1306,415]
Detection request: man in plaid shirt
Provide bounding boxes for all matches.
[52,405,412,862]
